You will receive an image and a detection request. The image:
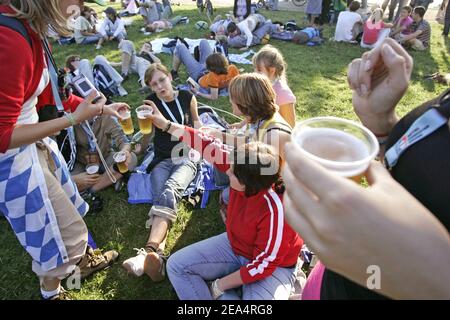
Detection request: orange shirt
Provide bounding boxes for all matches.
[199,64,240,89]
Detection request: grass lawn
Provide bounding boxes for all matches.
[0,3,448,300]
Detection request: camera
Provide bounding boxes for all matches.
[72,73,102,104]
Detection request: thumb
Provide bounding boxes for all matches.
[86,90,99,103]
[365,160,392,187]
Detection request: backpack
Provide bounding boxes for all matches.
[214,40,229,58]
[93,63,120,98]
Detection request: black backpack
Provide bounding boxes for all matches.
[93,63,120,98]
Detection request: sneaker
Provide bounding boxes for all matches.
[144,251,166,282]
[45,288,73,300]
[77,246,119,280]
[122,248,147,277]
[81,190,104,214]
[170,70,180,82]
[114,177,124,192]
[96,44,102,50]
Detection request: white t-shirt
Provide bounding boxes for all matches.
[334,11,362,42]
[74,16,93,44]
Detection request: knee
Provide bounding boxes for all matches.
[167,249,189,276]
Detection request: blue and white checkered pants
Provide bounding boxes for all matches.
[0,137,88,272]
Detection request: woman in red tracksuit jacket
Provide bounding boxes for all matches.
[140,100,303,300]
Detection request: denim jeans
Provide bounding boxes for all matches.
[173,39,212,81]
[149,157,197,223]
[167,232,296,300]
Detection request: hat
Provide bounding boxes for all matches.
[104,7,117,15]
[85,0,107,6]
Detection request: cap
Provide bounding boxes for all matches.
[85,0,107,6]
[104,6,117,15]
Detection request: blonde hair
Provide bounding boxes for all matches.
[229,73,277,124]
[2,0,71,37]
[144,63,171,86]
[253,44,287,84]
[369,8,384,23]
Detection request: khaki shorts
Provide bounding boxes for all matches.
[410,39,427,51]
[32,146,88,282]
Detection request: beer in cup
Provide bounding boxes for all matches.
[113,151,128,174]
[86,163,99,175]
[119,110,134,135]
[292,117,379,181]
[136,106,153,135]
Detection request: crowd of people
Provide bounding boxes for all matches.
[0,0,449,301]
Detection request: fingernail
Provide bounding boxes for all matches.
[383,44,395,57]
[364,60,372,71]
[361,84,368,96]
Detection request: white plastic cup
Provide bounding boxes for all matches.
[86,164,99,175]
[292,117,379,180]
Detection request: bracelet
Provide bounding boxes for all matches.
[210,279,224,300]
[162,120,172,133]
[64,113,76,126]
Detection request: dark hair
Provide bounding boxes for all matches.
[227,22,237,34]
[81,5,92,17]
[206,53,229,75]
[349,1,361,11]
[414,6,426,18]
[233,142,281,197]
[65,55,80,72]
[229,73,277,124]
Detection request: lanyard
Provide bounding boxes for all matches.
[80,118,98,153]
[160,95,184,125]
[385,108,448,169]
[42,39,64,112]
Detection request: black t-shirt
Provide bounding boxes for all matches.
[321,89,450,300]
[147,90,193,159]
[138,52,154,64]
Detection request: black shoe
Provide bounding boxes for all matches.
[170,70,180,82]
[121,73,129,82]
[81,190,104,214]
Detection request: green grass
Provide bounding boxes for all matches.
[0,3,448,300]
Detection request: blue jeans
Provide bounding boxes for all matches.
[173,39,212,81]
[149,158,197,223]
[167,233,296,300]
[81,34,102,44]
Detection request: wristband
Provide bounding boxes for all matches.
[162,120,172,133]
[64,112,77,126]
[210,279,224,300]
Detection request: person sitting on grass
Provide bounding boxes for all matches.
[121,63,200,282]
[253,45,297,127]
[73,5,103,45]
[396,6,431,51]
[96,7,127,50]
[170,38,213,82]
[190,53,240,101]
[118,39,161,89]
[361,8,393,49]
[138,101,303,299]
[389,5,413,39]
[333,1,363,43]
